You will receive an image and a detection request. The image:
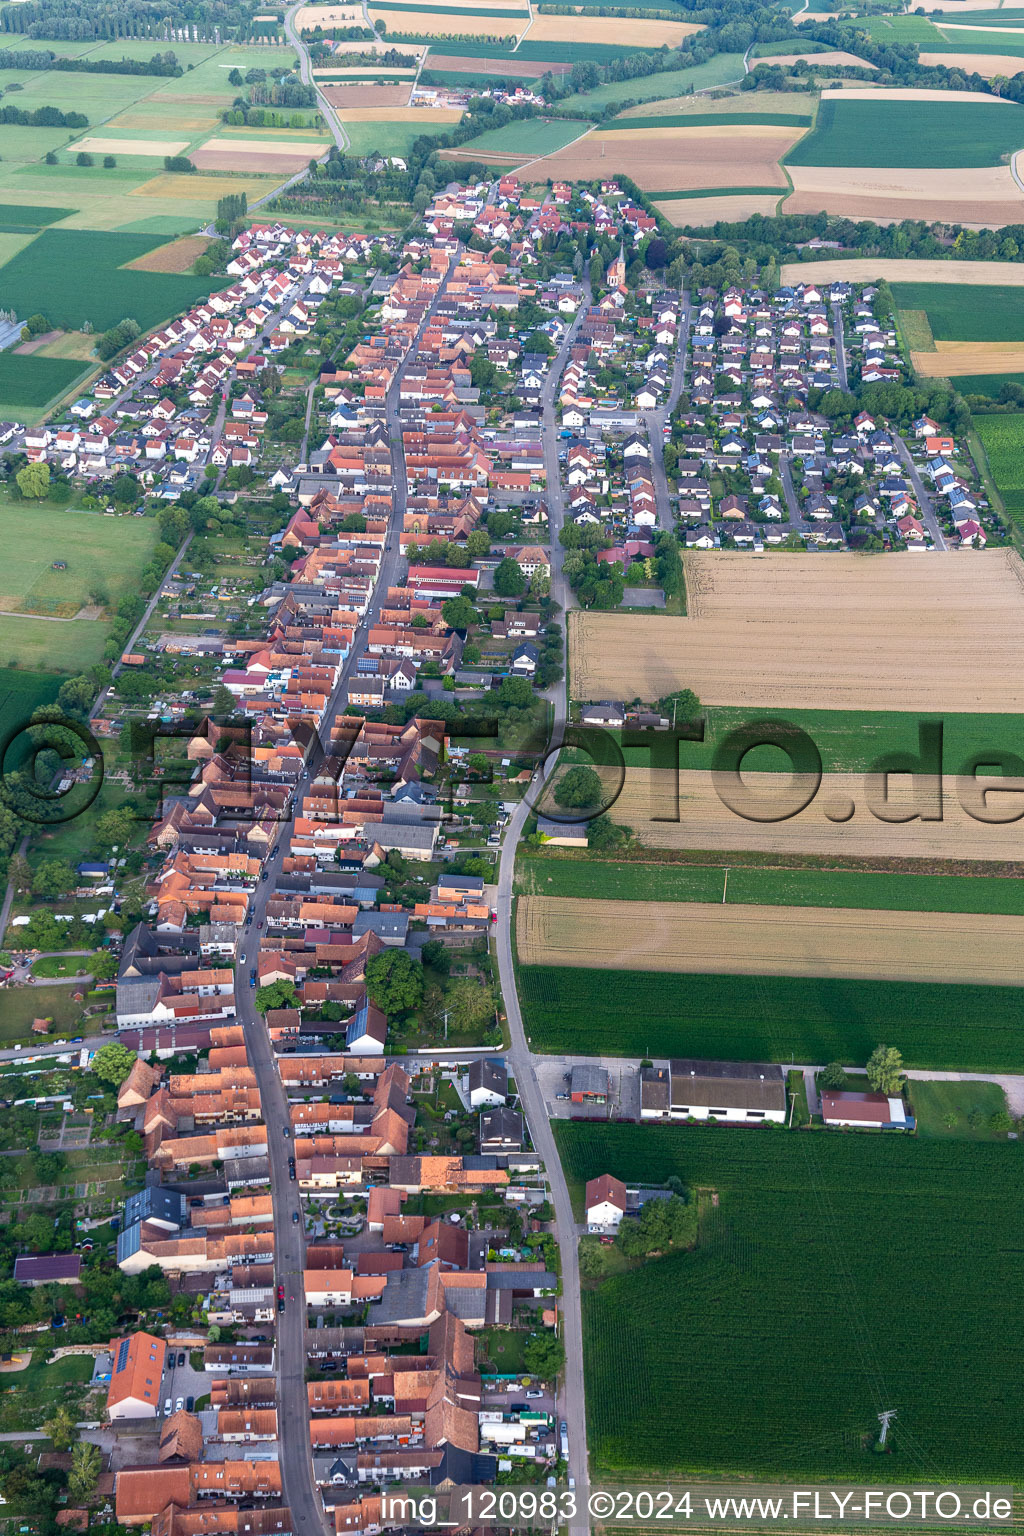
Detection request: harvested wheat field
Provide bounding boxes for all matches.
[369,7,523,32]
[517,895,1024,984]
[192,136,328,172]
[766,49,876,68]
[819,85,1008,103]
[72,135,189,156]
[131,172,276,200]
[782,256,1024,285]
[426,53,566,75]
[657,193,781,223]
[322,83,414,105]
[785,164,1024,225]
[528,13,700,43]
[608,769,1024,864]
[914,340,1024,375]
[919,49,1024,73]
[110,110,218,132]
[293,3,362,24]
[569,550,1024,713]
[124,235,211,272]
[534,123,801,191]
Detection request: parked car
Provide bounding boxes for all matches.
[175,1397,184,1412]
[186,1396,194,1412]
[292,1210,300,1223]
[164,1398,172,1414]
[525,1390,544,1399]
[278,1298,285,1312]
[283,1126,290,1138]
[277,1284,285,1299]
[178,1352,185,1367]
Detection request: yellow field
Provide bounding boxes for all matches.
[919,50,1024,74]
[765,50,875,68]
[784,164,1024,227]
[368,7,522,32]
[656,193,780,224]
[780,256,1024,286]
[72,135,190,156]
[517,895,1024,985]
[293,3,362,24]
[528,14,700,44]
[130,173,277,200]
[569,550,1024,713]
[913,340,1024,376]
[604,769,1024,864]
[820,86,1011,103]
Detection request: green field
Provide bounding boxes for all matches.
[0,228,211,332]
[516,856,1024,914]
[0,983,89,1040]
[653,184,781,199]
[838,13,945,41]
[926,30,1024,55]
[570,706,1024,776]
[751,36,831,55]
[975,414,1024,528]
[555,1122,1024,1480]
[609,111,811,129]
[786,96,1024,168]
[337,117,469,158]
[418,36,649,60]
[532,52,747,110]
[892,282,1024,343]
[0,201,74,230]
[0,503,160,618]
[956,371,1024,396]
[0,352,93,408]
[453,116,591,156]
[518,965,1024,1069]
[0,667,61,766]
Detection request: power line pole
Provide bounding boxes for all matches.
[878,1409,897,1447]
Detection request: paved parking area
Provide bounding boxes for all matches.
[532,1056,641,1121]
[161,1352,208,1412]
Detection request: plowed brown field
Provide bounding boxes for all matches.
[569,549,1024,712]
[606,769,1024,864]
[529,123,801,192]
[125,235,210,272]
[517,894,1024,984]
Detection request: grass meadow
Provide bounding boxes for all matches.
[516,856,1024,915]
[518,964,1024,1069]
[555,1122,1024,1481]
[453,116,591,156]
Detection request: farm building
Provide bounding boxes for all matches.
[571,1064,608,1105]
[821,1090,912,1131]
[640,1059,787,1125]
[13,1254,81,1286]
[536,816,589,847]
[585,1173,627,1232]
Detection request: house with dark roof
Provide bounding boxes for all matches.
[641,1059,786,1124]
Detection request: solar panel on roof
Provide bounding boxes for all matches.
[116,1338,130,1373]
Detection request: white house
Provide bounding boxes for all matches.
[467,1059,507,1108]
[585,1173,627,1232]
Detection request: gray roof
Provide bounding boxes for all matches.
[486,1270,556,1291]
[669,1058,786,1112]
[351,912,410,942]
[468,1059,507,1098]
[122,1185,187,1230]
[115,977,161,1018]
[570,1064,608,1096]
[480,1106,523,1149]
[370,823,438,853]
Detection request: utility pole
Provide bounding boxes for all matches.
[878,1409,897,1447]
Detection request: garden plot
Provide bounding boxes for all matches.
[517,895,1024,986]
[568,551,1024,713]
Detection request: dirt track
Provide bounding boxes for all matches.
[569,550,1024,713]
[517,894,1024,983]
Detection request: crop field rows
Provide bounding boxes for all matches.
[557,1123,1024,1481]
[517,894,1024,986]
[525,962,1024,1066]
[569,551,1024,713]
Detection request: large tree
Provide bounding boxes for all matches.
[90,1042,137,1089]
[553,765,602,810]
[365,949,423,1016]
[866,1044,905,1096]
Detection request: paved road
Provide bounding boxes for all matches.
[231,255,458,1536]
[831,299,848,392]
[494,289,592,1534]
[779,453,810,535]
[285,1,351,152]
[895,435,948,551]
[643,285,690,534]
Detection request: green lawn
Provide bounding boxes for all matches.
[786,96,1024,168]
[516,856,1024,915]
[555,1121,1024,1481]
[476,1325,528,1374]
[893,283,1024,343]
[908,1078,1010,1139]
[0,502,160,618]
[0,984,91,1041]
[519,965,1024,1071]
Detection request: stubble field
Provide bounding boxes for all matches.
[569,550,1024,712]
[781,257,1024,285]
[517,894,1024,985]
[785,164,1024,225]
[522,122,803,191]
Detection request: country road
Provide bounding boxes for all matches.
[285,0,351,153]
